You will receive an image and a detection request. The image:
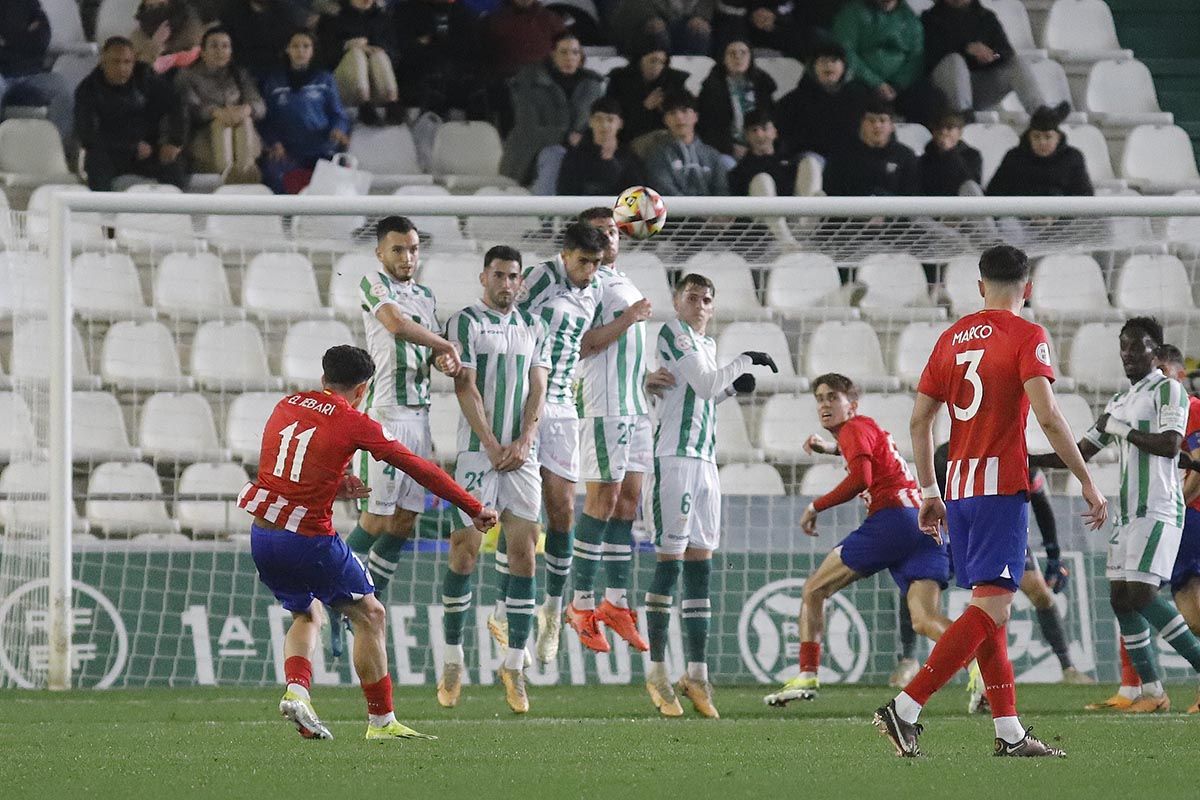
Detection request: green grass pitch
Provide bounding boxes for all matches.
[1,684,1196,799]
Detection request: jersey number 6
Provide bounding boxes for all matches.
[953,349,984,421]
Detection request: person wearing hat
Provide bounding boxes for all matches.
[775,41,871,162]
[697,36,777,163]
[918,110,984,196]
[986,102,1092,197]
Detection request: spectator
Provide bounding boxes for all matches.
[131,0,208,73]
[922,0,1042,114]
[221,0,316,79]
[602,41,688,145]
[987,102,1092,196]
[499,32,604,185]
[482,0,566,79]
[258,29,351,193]
[395,0,488,118]
[555,96,642,195]
[823,100,919,196]
[177,27,266,183]
[643,91,729,195]
[833,0,943,126]
[775,41,870,161]
[729,108,795,196]
[75,37,188,191]
[0,0,74,140]
[712,0,829,58]
[611,0,714,56]
[318,0,400,122]
[697,37,776,163]
[918,110,982,195]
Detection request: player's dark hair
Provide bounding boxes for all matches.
[102,36,134,52]
[484,245,522,269]
[978,244,1030,284]
[560,221,608,253]
[577,206,613,223]
[675,272,715,296]
[375,215,417,243]
[812,373,860,401]
[1156,343,1185,366]
[323,345,375,389]
[1122,316,1164,347]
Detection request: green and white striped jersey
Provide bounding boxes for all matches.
[447,301,551,453]
[653,318,751,463]
[360,270,438,408]
[579,264,649,418]
[519,255,601,409]
[1083,371,1189,527]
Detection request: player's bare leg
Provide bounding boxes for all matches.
[438,525,483,708]
[595,473,649,649]
[1108,578,1200,713]
[1174,577,1200,712]
[765,548,859,706]
[500,512,540,713]
[536,469,574,663]
[279,607,333,740]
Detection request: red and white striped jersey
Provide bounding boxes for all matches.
[918,309,1055,500]
[835,415,920,514]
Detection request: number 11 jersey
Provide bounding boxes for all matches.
[917,309,1055,500]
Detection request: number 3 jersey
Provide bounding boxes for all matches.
[917,309,1055,499]
[237,390,481,537]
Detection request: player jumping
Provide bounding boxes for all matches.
[239,345,495,740]
[764,373,951,706]
[874,245,1107,758]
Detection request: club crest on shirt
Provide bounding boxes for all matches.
[370,283,389,299]
[1035,342,1051,366]
[675,332,694,353]
[515,283,530,303]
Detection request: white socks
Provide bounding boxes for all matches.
[494,599,507,618]
[286,682,310,701]
[1142,680,1164,698]
[993,715,1025,744]
[1118,683,1142,700]
[369,711,396,727]
[604,587,628,608]
[647,661,667,682]
[572,590,595,611]
[686,662,708,682]
[443,644,464,666]
[544,595,563,617]
[504,646,525,670]
[893,691,923,724]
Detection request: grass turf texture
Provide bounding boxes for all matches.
[1,684,1196,799]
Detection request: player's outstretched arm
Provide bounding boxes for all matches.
[675,351,753,399]
[910,392,946,542]
[580,298,652,358]
[1099,412,1184,458]
[376,303,461,372]
[453,366,505,468]
[1025,376,1107,529]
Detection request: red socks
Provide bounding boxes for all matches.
[975,621,1017,718]
[1118,638,1141,688]
[284,656,312,690]
[362,675,394,716]
[799,641,821,674]
[904,604,996,705]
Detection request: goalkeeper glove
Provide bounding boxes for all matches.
[1043,557,1069,594]
[732,373,756,394]
[742,351,779,372]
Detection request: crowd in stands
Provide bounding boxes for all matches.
[1,0,1099,199]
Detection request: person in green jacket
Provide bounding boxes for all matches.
[833,0,945,126]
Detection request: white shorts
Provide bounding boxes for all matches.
[581,414,653,483]
[1106,517,1184,584]
[358,406,432,515]
[647,455,721,555]
[537,402,580,482]
[453,450,542,528]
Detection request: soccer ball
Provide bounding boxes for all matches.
[613,186,667,240]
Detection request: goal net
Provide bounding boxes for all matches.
[4,190,1200,690]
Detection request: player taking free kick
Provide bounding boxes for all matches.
[874,245,1107,758]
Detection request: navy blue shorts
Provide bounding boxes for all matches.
[1171,508,1200,592]
[838,507,950,596]
[946,494,1028,591]
[250,524,375,613]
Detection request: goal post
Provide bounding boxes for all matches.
[18,189,1200,690]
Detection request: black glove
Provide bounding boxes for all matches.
[732,373,756,394]
[742,351,779,372]
[1043,557,1069,594]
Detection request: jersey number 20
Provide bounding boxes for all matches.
[953,349,984,421]
[273,422,316,481]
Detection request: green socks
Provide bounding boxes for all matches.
[682,559,712,667]
[602,518,634,608]
[442,568,472,646]
[367,534,406,594]
[506,574,536,650]
[491,531,510,616]
[1141,593,1200,672]
[345,524,374,555]
[544,528,573,602]
[645,559,682,663]
[571,514,606,610]
[1116,610,1161,684]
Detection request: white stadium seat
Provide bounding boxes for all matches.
[855,254,945,324]
[71,252,154,321]
[1041,0,1132,64]
[1084,59,1174,128]
[94,0,139,44]
[1030,253,1122,321]
[175,462,252,535]
[857,394,917,459]
[0,392,36,462]
[0,119,75,192]
[942,254,984,316]
[73,391,139,462]
[1113,254,1200,321]
[1119,124,1200,195]
[0,251,50,316]
[716,321,807,393]
[466,186,541,247]
[191,320,283,392]
[617,253,674,321]
[756,57,804,100]
[805,320,900,392]
[153,252,242,320]
[348,124,431,191]
[766,253,856,320]
[715,401,763,464]
[684,252,768,320]
[41,0,93,56]
[100,320,193,392]
[980,0,1046,58]
[963,122,1019,186]
[330,252,379,320]
[11,318,101,389]
[225,392,282,463]
[26,183,105,247]
[1026,392,1096,454]
[1065,461,1121,497]
[419,253,483,318]
[1067,322,1127,392]
[204,184,285,244]
[85,461,180,536]
[138,392,229,463]
[757,394,822,463]
[798,462,845,496]
[1059,123,1124,190]
[719,462,785,495]
[393,185,472,250]
[893,321,950,387]
[0,462,87,532]
[672,55,715,96]
[282,320,357,388]
[115,184,194,250]
[431,121,513,191]
[242,252,330,320]
[894,123,931,154]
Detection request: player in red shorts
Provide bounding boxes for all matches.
[873,245,1107,758]
[238,345,497,740]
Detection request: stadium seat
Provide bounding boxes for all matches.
[1084,59,1174,129]
[11,318,101,389]
[1041,0,1132,64]
[0,251,50,317]
[138,392,229,463]
[942,253,984,316]
[616,252,674,321]
[1113,254,1200,321]
[894,123,931,154]
[806,320,900,392]
[203,184,285,245]
[0,392,37,462]
[1119,124,1200,195]
[430,121,513,191]
[1026,392,1095,454]
[1030,253,1122,322]
[429,392,460,463]
[672,56,716,96]
[764,253,856,320]
[1065,460,1121,497]
[26,184,106,248]
[587,55,628,79]
[392,185,472,250]
[174,462,251,536]
[1058,123,1124,190]
[73,391,139,462]
[1067,322,1127,392]
[114,184,195,250]
[962,122,1019,186]
[716,321,807,393]
[100,320,193,392]
[466,186,541,246]
[757,393,822,463]
[225,392,282,463]
[1013,58,1077,124]
[419,252,483,317]
[94,0,140,45]
[242,252,331,321]
[0,119,75,196]
[798,462,845,496]
[715,400,763,464]
[191,320,283,392]
[980,0,1046,58]
[756,57,804,100]
[71,252,154,321]
[855,254,945,324]
[0,462,87,532]
[719,462,785,495]
[893,321,950,387]
[282,320,356,388]
[40,0,94,56]
[329,253,378,319]
[348,124,432,191]
[905,0,933,13]
[85,461,180,536]
[153,251,242,320]
[684,252,769,320]
[857,394,917,459]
